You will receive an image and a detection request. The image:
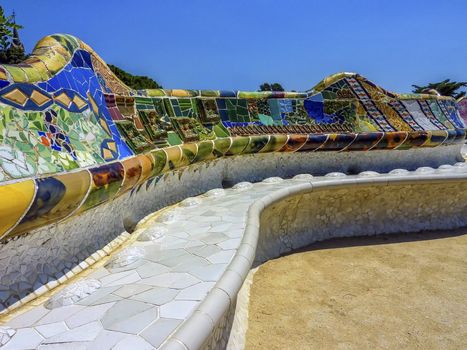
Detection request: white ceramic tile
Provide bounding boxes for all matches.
[197,232,230,244]
[42,321,102,344]
[76,286,120,306]
[140,318,182,348]
[131,287,178,305]
[35,305,85,326]
[1,328,43,350]
[113,335,153,350]
[104,271,141,287]
[99,271,135,286]
[175,282,215,301]
[38,342,88,349]
[101,300,153,332]
[217,238,242,250]
[159,254,207,269]
[85,330,127,350]
[65,302,115,329]
[186,245,221,258]
[7,305,49,328]
[138,273,200,289]
[188,264,228,282]
[159,300,198,319]
[206,250,235,264]
[113,284,152,298]
[136,262,170,279]
[102,306,158,334]
[35,321,68,338]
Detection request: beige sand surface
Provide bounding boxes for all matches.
[245,231,467,350]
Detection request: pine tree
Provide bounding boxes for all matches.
[0,7,26,64]
[5,25,25,63]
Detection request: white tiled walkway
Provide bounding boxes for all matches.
[1,177,297,349]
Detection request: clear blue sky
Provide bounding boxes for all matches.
[3,0,467,92]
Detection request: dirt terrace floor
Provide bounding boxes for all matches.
[245,230,467,350]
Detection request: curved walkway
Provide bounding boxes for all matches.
[1,164,466,349]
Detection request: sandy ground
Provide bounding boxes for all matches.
[245,230,467,350]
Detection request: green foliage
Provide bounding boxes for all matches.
[4,40,25,64]
[108,64,162,90]
[0,6,26,64]
[259,82,285,92]
[412,79,467,100]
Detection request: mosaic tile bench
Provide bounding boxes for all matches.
[0,166,466,349]
[0,33,465,348]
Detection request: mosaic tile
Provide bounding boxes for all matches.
[346,132,384,151]
[80,163,124,211]
[140,318,182,348]
[373,131,408,149]
[259,134,288,153]
[242,135,269,154]
[192,140,215,162]
[0,180,36,239]
[299,133,329,152]
[0,33,464,248]
[320,133,357,151]
[118,157,142,195]
[280,134,307,152]
[11,170,91,236]
[225,136,249,155]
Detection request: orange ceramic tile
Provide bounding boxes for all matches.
[280,134,308,152]
[118,157,143,195]
[136,154,154,184]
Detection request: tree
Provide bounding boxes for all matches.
[0,7,26,64]
[108,64,162,90]
[259,83,271,91]
[259,82,285,92]
[412,79,467,100]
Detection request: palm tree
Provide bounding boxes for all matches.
[412,79,467,100]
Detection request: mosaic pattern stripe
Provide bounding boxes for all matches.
[0,34,464,241]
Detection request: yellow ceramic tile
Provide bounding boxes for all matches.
[164,145,183,169]
[3,66,28,83]
[87,93,99,114]
[0,180,36,239]
[170,89,193,97]
[0,68,7,80]
[54,92,72,107]
[3,88,28,106]
[102,148,113,160]
[10,171,91,236]
[136,154,154,184]
[72,94,87,109]
[30,90,51,107]
[24,57,51,81]
[21,66,43,83]
[99,119,111,136]
[107,141,117,152]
